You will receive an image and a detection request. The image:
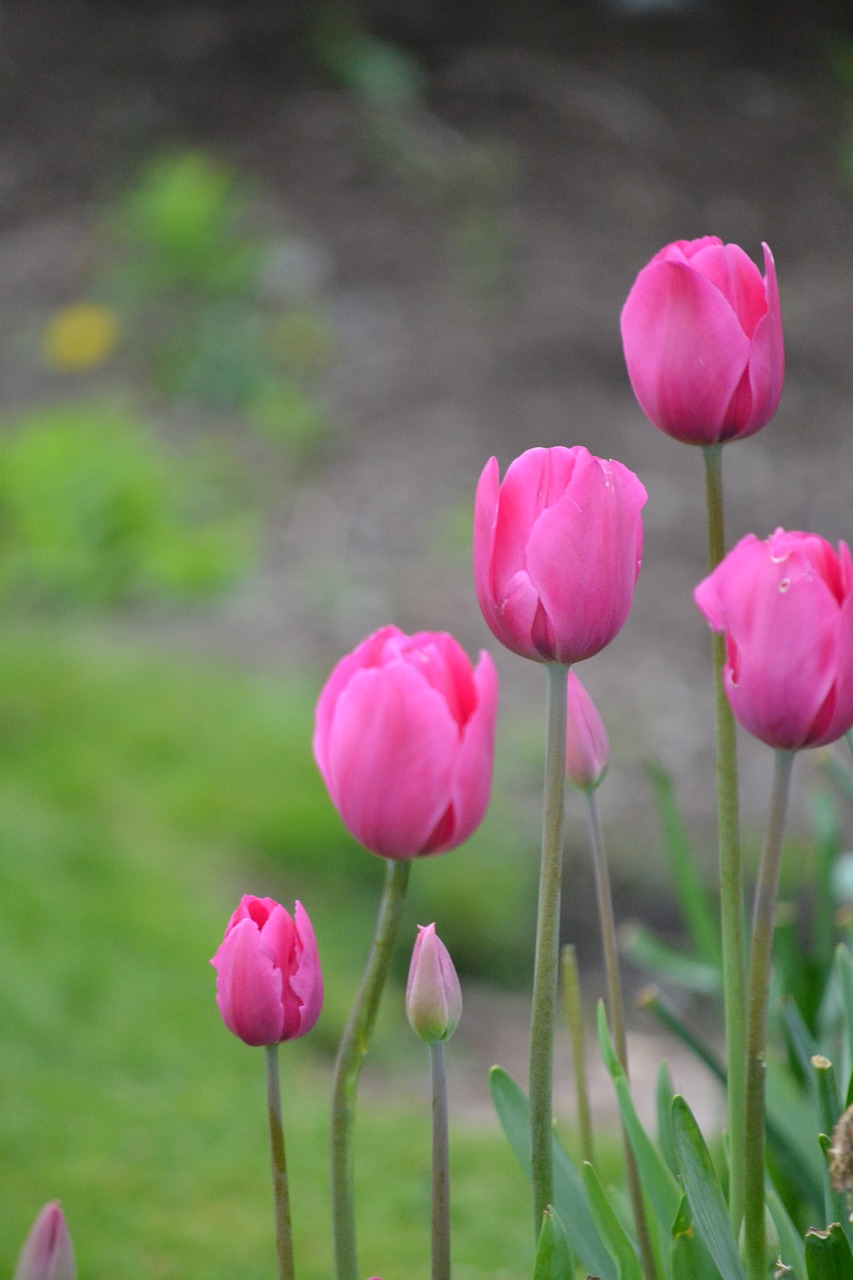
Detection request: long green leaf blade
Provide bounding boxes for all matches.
[671,1095,745,1280]
[805,1223,853,1279]
[583,1161,643,1280]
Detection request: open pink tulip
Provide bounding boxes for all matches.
[406,923,462,1043]
[13,1202,75,1280]
[314,626,497,859]
[474,446,646,665]
[211,896,323,1047]
[695,528,853,750]
[565,671,609,791]
[621,237,783,445]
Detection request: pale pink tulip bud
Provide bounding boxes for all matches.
[621,237,784,446]
[695,528,853,750]
[211,896,323,1047]
[13,1202,76,1280]
[565,671,609,791]
[474,446,646,665]
[406,924,462,1043]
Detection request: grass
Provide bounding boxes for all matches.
[0,621,536,1278]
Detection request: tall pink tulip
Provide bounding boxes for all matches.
[211,896,323,1047]
[695,528,853,750]
[314,626,497,859]
[13,1203,75,1280]
[620,237,783,445]
[473,446,646,665]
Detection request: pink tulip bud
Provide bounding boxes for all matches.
[621,237,784,446]
[211,896,323,1047]
[406,924,462,1043]
[565,671,609,791]
[13,1202,75,1280]
[695,528,853,750]
[313,626,498,860]
[473,446,646,665]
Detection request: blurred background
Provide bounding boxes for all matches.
[3,0,853,1275]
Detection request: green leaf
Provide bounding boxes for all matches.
[646,763,720,965]
[670,1195,724,1280]
[532,1207,574,1280]
[620,924,720,996]
[656,1062,679,1176]
[805,1223,853,1279]
[781,996,820,1079]
[671,1095,745,1280]
[766,1181,807,1280]
[489,1066,617,1280]
[583,1161,643,1280]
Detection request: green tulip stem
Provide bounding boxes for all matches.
[529,660,569,1232]
[583,788,656,1280]
[702,442,748,1233]
[430,1040,451,1280]
[331,857,412,1280]
[743,748,795,1280]
[265,1043,295,1280]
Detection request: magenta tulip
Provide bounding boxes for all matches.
[620,236,784,445]
[314,626,497,859]
[473,446,646,665]
[406,923,462,1043]
[565,671,609,791]
[211,896,323,1047]
[695,528,853,750]
[13,1203,75,1280]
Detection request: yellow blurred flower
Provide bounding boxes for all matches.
[43,303,120,371]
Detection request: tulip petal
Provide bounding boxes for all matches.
[407,631,478,729]
[213,918,286,1046]
[312,625,404,789]
[432,649,498,851]
[291,901,324,1036]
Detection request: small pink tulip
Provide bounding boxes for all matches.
[694,528,853,750]
[211,896,323,1047]
[473,446,646,665]
[13,1202,75,1280]
[621,237,784,445]
[313,626,497,859]
[565,671,609,791]
[406,924,462,1043]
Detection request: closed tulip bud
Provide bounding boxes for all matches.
[621,236,784,445]
[313,626,497,860]
[565,671,609,791]
[474,446,646,665]
[13,1202,75,1280]
[211,896,323,1047]
[695,528,853,750]
[406,924,462,1043]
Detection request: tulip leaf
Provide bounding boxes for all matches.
[532,1207,574,1280]
[489,1065,616,1280]
[805,1223,853,1280]
[656,1062,679,1177]
[646,762,720,966]
[582,1161,643,1280]
[766,1181,807,1280]
[619,924,720,996]
[670,1195,723,1280]
[671,1094,745,1280]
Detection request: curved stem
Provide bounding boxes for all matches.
[330,858,412,1280]
[583,790,656,1280]
[430,1040,451,1280]
[743,749,795,1280]
[265,1044,295,1280]
[529,661,569,1232]
[702,442,748,1232]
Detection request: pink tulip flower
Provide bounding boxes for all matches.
[406,923,462,1043]
[13,1202,75,1280]
[211,896,323,1047]
[695,528,853,750]
[565,671,609,791]
[473,446,646,665]
[314,626,497,859]
[620,237,784,445]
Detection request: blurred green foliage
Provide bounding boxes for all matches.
[0,402,254,609]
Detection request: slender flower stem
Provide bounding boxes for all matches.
[430,1040,451,1280]
[529,661,569,1232]
[583,790,656,1280]
[331,858,412,1280]
[265,1044,295,1280]
[702,442,748,1232]
[561,944,594,1165]
[743,749,795,1280]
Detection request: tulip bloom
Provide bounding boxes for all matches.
[473,446,646,665]
[620,237,784,445]
[13,1202,75,1280]
[565,671,609,791]
[406,924,462,1043]
[695,528,853,750]
[314,626,497,859]
[211,896,323,1047]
